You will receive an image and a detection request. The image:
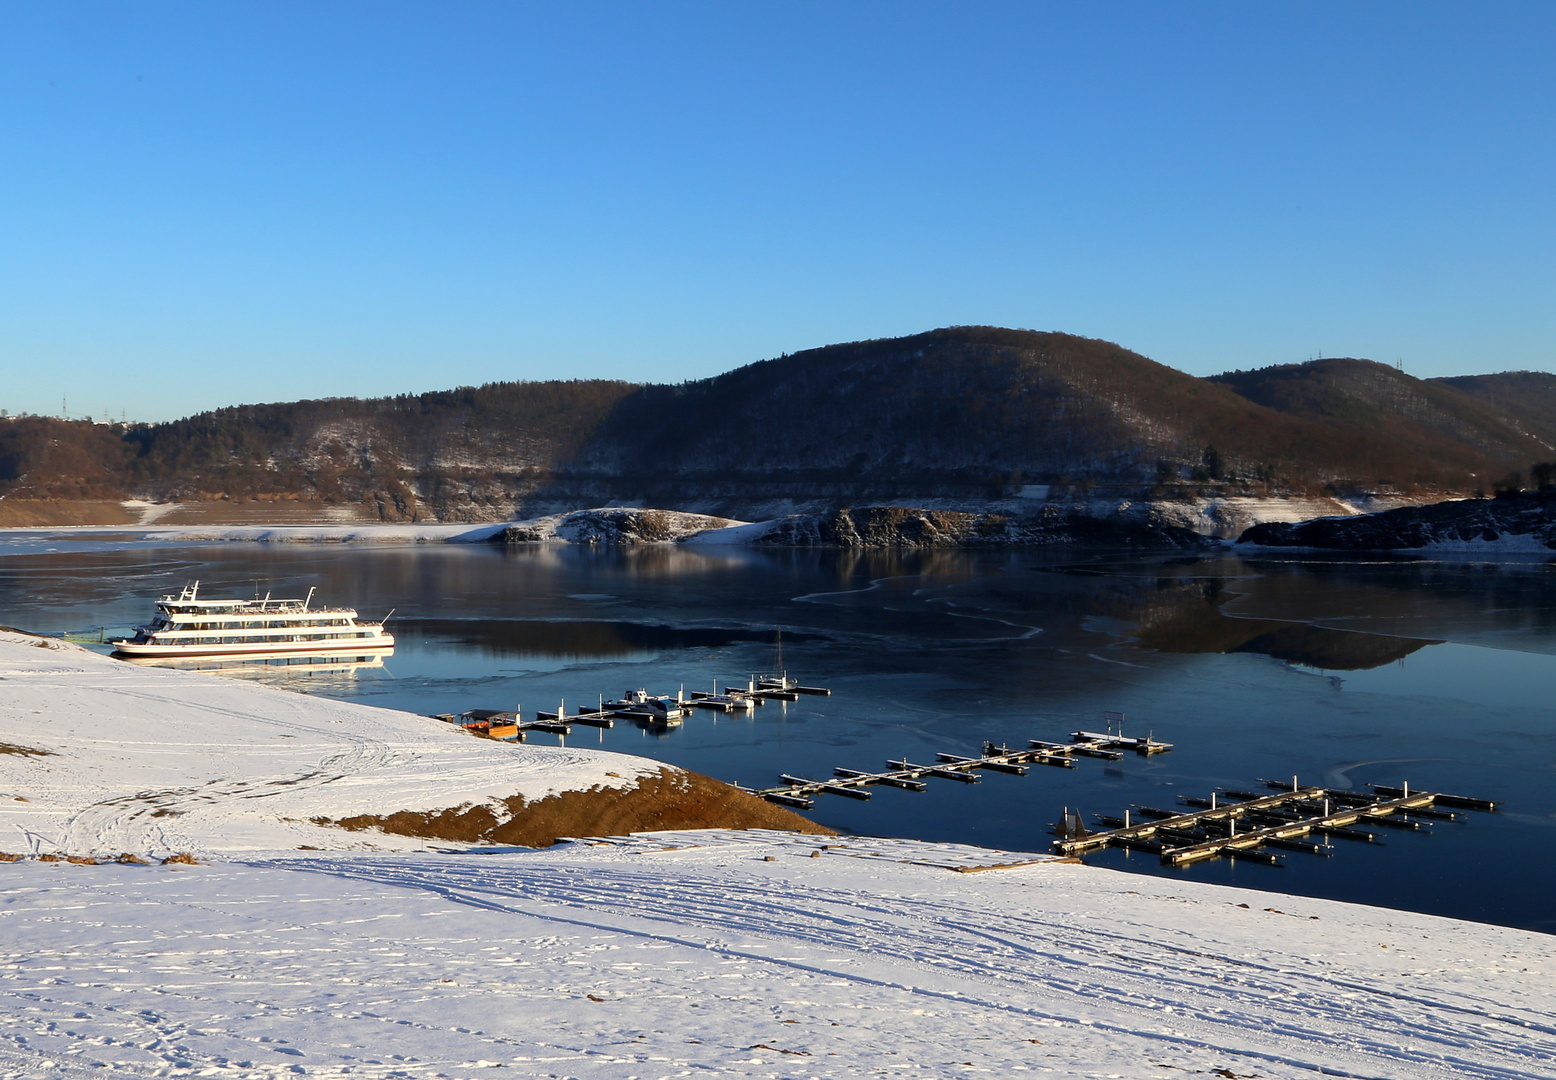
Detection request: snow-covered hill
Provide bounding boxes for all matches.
[0,633,805,855]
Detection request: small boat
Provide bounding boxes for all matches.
[756,629,797,690]
[603,689,685,724]
[688,681,757,712]
[110,581,394,658]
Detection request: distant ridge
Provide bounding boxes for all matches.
[1207,357,1551,478]
[1430,371,1556,450]
[3,327,1553,522]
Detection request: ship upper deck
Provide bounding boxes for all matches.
[153,600,365,624]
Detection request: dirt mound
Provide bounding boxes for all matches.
[314,767,833,848]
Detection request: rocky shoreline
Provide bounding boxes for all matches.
[493,504,1219,549]
[1239,490,1556,551]
[743,505,1213,548]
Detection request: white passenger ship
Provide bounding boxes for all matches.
[111,582,394,658]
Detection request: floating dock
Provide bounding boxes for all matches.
[437,674,837,740]
[435,706,603,740]
[685,692,754,713]
[742,728,1172,809]
[1054,777,1497,866]
[722,675,832,703]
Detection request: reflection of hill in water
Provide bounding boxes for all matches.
[1020,563,1438,671]
[1119,575,1437,670]
[400,619,824,659]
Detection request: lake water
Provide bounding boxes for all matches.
[3,537,1554,934]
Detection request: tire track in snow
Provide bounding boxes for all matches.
[271,855,1553,1080]
[57,686,396,852]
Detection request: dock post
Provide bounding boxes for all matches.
[1211,791,1217,810]
[1404,780,1409,798]
[1124,808,1130,828]
[1292,775,1298,793]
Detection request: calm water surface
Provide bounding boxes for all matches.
[2,538,1554,933]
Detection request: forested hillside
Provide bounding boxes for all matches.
[0,416,139,500]
[1430,371,1556,450]
[2,327,1552,522]
[0,381,635,521]
[1206,358,1550,488]
[577,330,1546,506]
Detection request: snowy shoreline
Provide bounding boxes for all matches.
[0,633,1551,1076]
[0,632,663,856]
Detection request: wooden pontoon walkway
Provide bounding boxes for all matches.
[1054,777,1498,866]
[743,730,1173,810]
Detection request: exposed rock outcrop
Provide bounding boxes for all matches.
[1238,491,1556,551]
[750,505,1215,549]
[491,504,1219,548]
[498,508,743,544]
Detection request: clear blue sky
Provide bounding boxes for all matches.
[2,2,1553,422]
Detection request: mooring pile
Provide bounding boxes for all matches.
[1055,778,1498,866]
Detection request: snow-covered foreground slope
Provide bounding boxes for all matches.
[0,633,659,856]
[1,831,1551,1080]
[1,636,1551,1079]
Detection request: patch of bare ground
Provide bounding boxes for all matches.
[0,741,53,757]
[0,500,137,526]
[0,852,161,864]
[313,767,834,847]
[136,500,375,526]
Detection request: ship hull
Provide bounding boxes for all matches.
[112,634,394,658]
